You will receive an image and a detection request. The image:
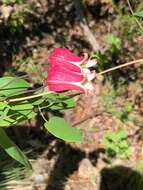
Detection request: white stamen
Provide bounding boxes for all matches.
[83,68,91,74]
[86,71,96,81]
[85,59,97,68]
[83,82,94,95]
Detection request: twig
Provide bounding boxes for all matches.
[73,0,102,52]
[72,111,105,127]
[96,58,143,76]
[126,0,143,30]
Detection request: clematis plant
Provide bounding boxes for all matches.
[0,76,83,168]
[0,48,97,167]
[46,48,96,94]
[0,47,139,168]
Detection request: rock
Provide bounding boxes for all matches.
[34,174,45,183]
[78,158,98,178]
[0,5,13,20]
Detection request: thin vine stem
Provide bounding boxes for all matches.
[126,0,143,30]
[96,58,143,76]
[8,91,52,103]
[38,106,47,122]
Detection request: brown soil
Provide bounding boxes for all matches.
[1,0,143,190]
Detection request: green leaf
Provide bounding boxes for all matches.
[57,93,79,100]
[10,101,36,120]
[0,102,9,110]
[10,101,33,115]
[0,128,31,168]
[30,96,47,106]
[30,93,76,110]
[0,108,12,127]
[0,118,13,127]
[133,11,143,18]
[123,102,134,113]
[107,143,116,151]
[118,140,128,148]
[44,116,83,142]
[0,112,17,127]
[0,77,30,97]
[106,33,121,50]
[125,148,132,157]
[117,129,127,139]
[109,108,123,119]
[105,131,117,141]
[0,113,33,127]
[12,110,36,123]
[49,99,76,110]
[0,101,36,127]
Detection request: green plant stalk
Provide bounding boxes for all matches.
[8,91,52,102]
[38,106,47,122]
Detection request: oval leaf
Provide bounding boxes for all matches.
[44,116,83,142]
[0,77,30,97]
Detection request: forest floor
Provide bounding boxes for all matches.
[1,0,143,190]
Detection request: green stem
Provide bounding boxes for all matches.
[8,91,52,103]
[38,106,47,122]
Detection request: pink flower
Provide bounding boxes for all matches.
[46,48,96,93]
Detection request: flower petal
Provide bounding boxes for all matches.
[47,81,85,92]
[50,56,82,72]
[51,48,82,62]
[46,48,95,94]
[49,48,87,72]
[47,66,84,82]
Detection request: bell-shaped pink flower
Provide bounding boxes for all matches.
[49,48,88,72]
[46,48,96,93]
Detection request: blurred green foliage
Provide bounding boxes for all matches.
[0,149,31,189]
[0,76,82,167]
[7,9,25,32]
[103,128,132,158]
[91,33,121,73]
[113,0,143,38]
[1,0,24,4]
[102,80,135,123]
